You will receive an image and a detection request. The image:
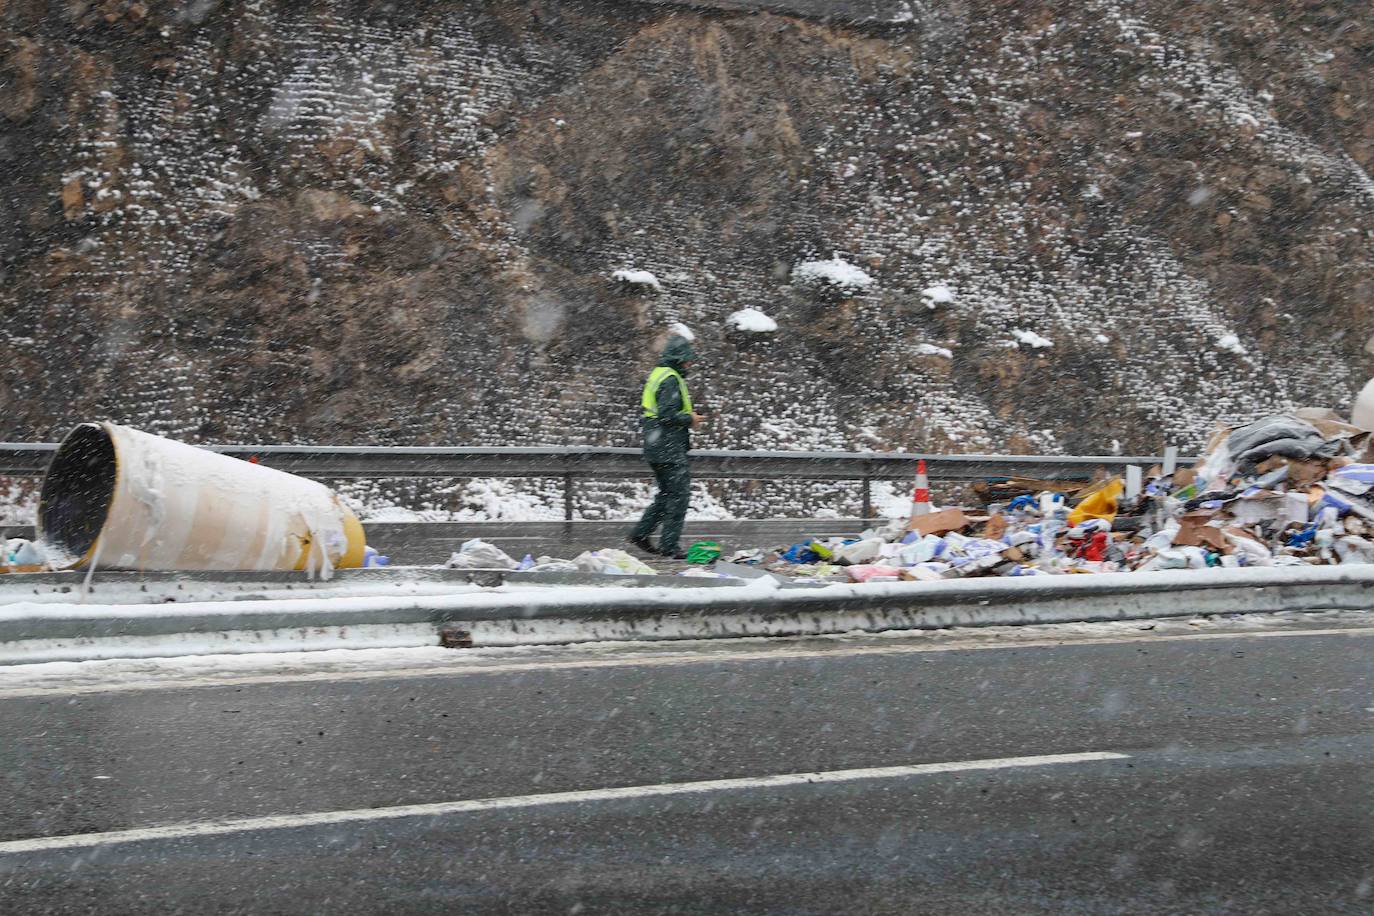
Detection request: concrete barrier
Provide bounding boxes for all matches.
[1,565,1371,664]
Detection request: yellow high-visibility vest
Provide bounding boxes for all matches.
[641,366,692,417]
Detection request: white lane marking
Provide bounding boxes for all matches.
[0,625,1370,700]
[0,751,1128,855]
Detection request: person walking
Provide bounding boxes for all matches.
[627,331,703,559]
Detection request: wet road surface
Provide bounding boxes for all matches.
[1,621,1371,913]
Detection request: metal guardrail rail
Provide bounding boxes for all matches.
[0,443,1188,520]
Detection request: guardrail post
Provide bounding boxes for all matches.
[563,473,575,522]
[861,476,872,521]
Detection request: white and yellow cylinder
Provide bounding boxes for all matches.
[1354,378,1374,431]
[37,423,366,575]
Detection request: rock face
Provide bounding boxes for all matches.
[2,0,1372,455]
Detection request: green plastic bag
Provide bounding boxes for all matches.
[685,540,723,565]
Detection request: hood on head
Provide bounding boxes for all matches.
[659,334,696,369]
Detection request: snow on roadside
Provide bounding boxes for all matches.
[2,607,1368,696]
[0,481,36,526]
[7,563,1374,625]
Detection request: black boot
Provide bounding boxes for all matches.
[626,535,657,555]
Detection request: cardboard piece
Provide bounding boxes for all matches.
[1295,409,1369,444]
[1222,526,1266,547]
[974,477,1084,498]
[1172,511,1232,552]
[980,513,1009,540]
[1286,458,1329,489]
[906,507,971,536]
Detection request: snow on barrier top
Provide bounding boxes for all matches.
[1,564,1370,665]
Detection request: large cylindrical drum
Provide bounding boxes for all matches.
[37,423,366,574]
[1354,378,1374,431]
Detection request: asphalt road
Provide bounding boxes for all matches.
[0,622,1371,913]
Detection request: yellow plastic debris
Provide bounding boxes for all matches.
[1067,478,1125,527]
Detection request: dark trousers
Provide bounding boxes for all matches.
[631,461,691,552]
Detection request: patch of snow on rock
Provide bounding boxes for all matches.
[1216,332,1246,355]
[611,268,662,292]
[915,343,953,358]
[791,256,875,292]
[921,284,953,306]
[726,308,778,333]
[1011,328,1054,349]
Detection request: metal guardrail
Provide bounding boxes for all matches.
[0,443,1187,520]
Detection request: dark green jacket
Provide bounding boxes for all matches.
[641,336,695,465]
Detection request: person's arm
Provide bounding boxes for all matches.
[655,375,694,428]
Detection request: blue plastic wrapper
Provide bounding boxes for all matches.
[1287,525,1318,548]
[1331,464,1374,485]
[781,543,821,564]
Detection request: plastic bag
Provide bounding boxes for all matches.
[528,559,580,573]
[446,539,519,570]
[1335,535,1374,565]
[573,549,657,576]
[1067,479,1124,527]
[685,541,723,565]
[833,538,883,565]
[780,543,821,564]
[1225,416,1340,473]
[844,564,902,582]
[2,538,46,572]
[895,534,947,566]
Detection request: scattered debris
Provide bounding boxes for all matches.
[445,539,519,570]
[685,540,723,564]
[573,549,657,576]
[728,408,1374,583]
[1,539,46,574]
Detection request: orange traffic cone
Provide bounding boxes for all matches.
[910,459,932,517]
